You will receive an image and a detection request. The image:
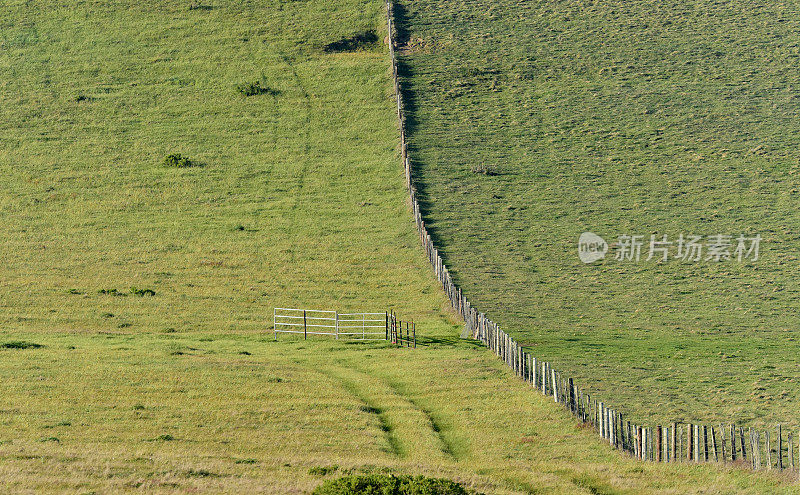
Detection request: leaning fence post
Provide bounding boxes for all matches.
[740,427,747,461]
[711,426,718,462]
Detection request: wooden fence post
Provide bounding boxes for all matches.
[711,426,718,462]
[740,427,747,461]
[778,424,783,470]
[656,425,662,462]
[672,423,677,461]
[303,309,307,340]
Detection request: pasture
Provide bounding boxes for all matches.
[398,0,800,426]
[0,0,797,492]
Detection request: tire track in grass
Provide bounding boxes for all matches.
[317,366,402,457]
[320,364,451,463]
[381,377,466,461]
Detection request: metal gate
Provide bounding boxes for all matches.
[273,308,388,340]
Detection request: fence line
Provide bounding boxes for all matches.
[389,310,416,348]
[384,0,799,474]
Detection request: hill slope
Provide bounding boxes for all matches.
[399,0,800,426]
[0,0,795,493]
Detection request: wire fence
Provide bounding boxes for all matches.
[384,0,799,474]
[389,310,416,347]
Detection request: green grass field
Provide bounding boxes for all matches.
[398,0,800,427]
[0,0,798,492]
[2,334,798,494]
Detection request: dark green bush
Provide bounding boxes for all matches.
[130,287,156,297]
[98,288,125,296]
[163,153,194,168]
[1,341,43,349]
[236,80,278,97]
[323,31,379,53]
[312,474,471,495]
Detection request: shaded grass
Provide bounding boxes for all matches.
[398,0,800,426]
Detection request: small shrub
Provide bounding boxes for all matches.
[130,287,156,297]
[238,351,251,355]
[235,458,257,465]
[101,312,114,318]
[1,341,43,349]
[118,323,132,328]
[470,163,498,176]
[98,288,125,296]
[236,80,278,97]
[133,404,145,411]
[156,434,174,441]
[39,437,60,443]
[67,288,82,295]
[312,474,472,495]
[188,2,212,10]
[186,468,218,478]
[309,465,339,477]
[323,31,378,53]
[163,153,195,168]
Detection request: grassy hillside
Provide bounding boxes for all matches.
[398,0,800,426]
[0,0,796,493]
[0,0,447,333]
